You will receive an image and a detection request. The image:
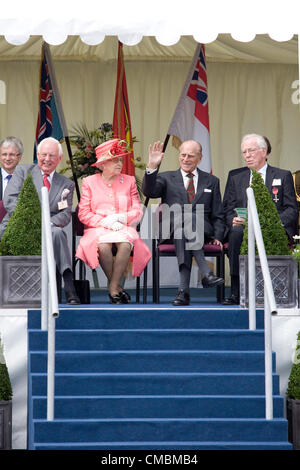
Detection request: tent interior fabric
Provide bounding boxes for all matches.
[0,33,299,198]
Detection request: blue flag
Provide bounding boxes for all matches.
[34,42,67,162]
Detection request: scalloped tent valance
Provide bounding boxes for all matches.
[0,0,299,46]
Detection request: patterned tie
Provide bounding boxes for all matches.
[186,172,195,203]
[43,174,50,191]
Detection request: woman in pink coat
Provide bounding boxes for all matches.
[76,139,151,304]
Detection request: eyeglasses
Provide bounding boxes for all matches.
[0,152,20,158]
[242,148,261,156]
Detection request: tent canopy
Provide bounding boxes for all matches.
[0,0,299,46]
[0,34,298,64]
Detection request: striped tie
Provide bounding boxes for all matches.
[186,172,195,203]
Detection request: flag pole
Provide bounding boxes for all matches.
[64,136,81,202]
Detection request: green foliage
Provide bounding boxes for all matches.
[0,173,41,256]
[240,170,291,255]
[60,122,145,199]
[0,338,12,401]
[287,331,300,399]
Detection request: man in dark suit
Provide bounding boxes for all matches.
[0,136,23,200]
[223,133,298,305]
[0,136,80,304]
[142,140,225,306]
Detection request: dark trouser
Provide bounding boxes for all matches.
[228,225,245,297]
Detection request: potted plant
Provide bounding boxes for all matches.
[0,173,42,308]
[239,169,298,308]
[286,330,300,449]
[0,335,13,449]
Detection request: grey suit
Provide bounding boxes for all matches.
[0,164,75,274]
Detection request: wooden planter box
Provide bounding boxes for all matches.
[239,255,298,308]
[0,401,12,449]
[287,397,300,449]
[0,256,41,308]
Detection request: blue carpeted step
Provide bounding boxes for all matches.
[33,441,293,450]
[32,418,289,443]
[32,395,284,419]
[29,350,275,373]
[28,308,265,331]
[30,372,281,396]
[28,329,265,351]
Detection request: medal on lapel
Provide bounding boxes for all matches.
[272,187,279,203]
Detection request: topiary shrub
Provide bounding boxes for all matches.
[240,169,291,256]
[0,336,12,401]
[0,173,41,256]
[287,331,300,400]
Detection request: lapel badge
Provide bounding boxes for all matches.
[272,186,279,203]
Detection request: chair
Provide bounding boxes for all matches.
[72,207,148,303]
[152,239,225,303]
[292,170,300,235]
[0,200,7,222]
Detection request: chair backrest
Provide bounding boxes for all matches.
[0,200,7,222]
[73,205,84,236]
[292,171,300,235]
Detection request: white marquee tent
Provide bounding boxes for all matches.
[1,0,300,449]
[0,0,300,195]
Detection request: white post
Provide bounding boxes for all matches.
[247,200,256,330]
[41,214,48,331]
[264,291,273,420]
[41,187,59,421]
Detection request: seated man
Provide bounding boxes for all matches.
[0,136,23,200]
[223,133,298,305]
[142,139,225,306]
[0,137,80,305]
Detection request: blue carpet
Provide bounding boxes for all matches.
[27,288,292,450]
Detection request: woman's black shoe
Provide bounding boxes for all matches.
[119,290,131,303]
[109,293,123,304]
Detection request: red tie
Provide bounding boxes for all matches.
[186,172,195,203]
[43,174,50,191]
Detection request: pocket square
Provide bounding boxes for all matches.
[204,188,212,192]
[272,178,281,186]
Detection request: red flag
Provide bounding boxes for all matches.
[113,41,135,176]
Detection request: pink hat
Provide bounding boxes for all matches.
[91,139,129,166]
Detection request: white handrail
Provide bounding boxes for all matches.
[246,187,277,420]
[41,187,59,421]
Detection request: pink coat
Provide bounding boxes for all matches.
[75,173,151,276]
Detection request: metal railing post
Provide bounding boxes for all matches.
[246,187,276,420]
[41,187,59,421]
[247,199,256,330]
[264,291,273,420]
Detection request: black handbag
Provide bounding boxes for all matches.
[74,279,91,304]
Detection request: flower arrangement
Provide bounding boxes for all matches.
[292,235,300,276]
[60,122,145,197]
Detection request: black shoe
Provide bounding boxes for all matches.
[222,294,239,305]
[65,289,81,305]
[202,272,225,288]
[109,293,123,304]
[172,289,190,306]
[119,290,131,304]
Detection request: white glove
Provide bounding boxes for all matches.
[100,213,120,228]
[117,213,127,224]
[111,221,123,231]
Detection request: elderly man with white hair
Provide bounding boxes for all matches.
[222,133,298,305]
[0,137,80,304]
